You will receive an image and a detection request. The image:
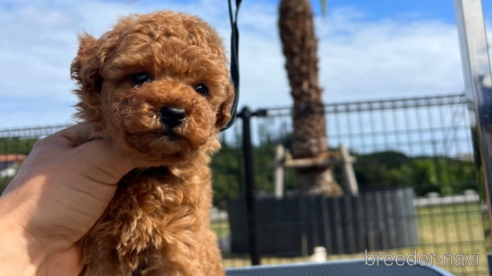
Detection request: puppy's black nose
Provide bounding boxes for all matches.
[159,106,186,128]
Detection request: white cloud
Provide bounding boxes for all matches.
[317,13,466,102]
[0,0,489,129]
[487,20,492,68]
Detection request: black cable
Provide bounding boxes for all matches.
[221,0,242,132]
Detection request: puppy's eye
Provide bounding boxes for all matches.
[194,84,208,97]
[130,72,151,87]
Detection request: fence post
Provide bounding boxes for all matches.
[238,106,261,265]
[455,0,492,272]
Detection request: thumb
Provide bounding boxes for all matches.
[69,139,134,186]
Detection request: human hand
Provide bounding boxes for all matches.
[0,124,134,276]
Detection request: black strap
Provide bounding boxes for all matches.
[221,0,242,131]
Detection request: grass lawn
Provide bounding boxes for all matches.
[211,221,230,239]
[213,203,489,275]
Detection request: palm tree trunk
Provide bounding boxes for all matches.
[278,0,342,196]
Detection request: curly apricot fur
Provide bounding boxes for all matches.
[71,11,233,276]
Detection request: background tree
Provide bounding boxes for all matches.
[278,0,342,195]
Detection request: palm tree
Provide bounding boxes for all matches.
[278,0,343,196]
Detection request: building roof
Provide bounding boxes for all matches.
[0,154,27,162]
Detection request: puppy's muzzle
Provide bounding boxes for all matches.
[160,106,186,129]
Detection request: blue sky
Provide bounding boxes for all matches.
[325,0,460,23]
[0,0,491,129]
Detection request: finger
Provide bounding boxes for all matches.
[39,124,92,149]
[69,139,135,185]
[57,124,92,148]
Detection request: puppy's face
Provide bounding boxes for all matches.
[71,12,234,165]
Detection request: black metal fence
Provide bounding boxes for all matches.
[0,94,487,276]
[215,93,486,276]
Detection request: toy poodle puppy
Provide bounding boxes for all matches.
[70,11,233,276]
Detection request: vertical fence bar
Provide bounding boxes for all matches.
[238,106,261,265]
[455,0,492,273]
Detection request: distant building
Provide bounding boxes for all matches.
[0,154,27,178]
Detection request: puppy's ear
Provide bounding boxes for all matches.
[71,33,103,93]
[215,80,235,129]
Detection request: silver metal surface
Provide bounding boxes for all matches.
[454,0,492,254]
[226,259,455,276]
